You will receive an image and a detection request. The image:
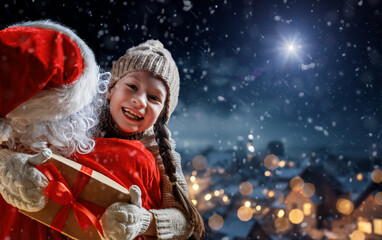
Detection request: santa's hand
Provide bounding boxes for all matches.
[100,185,151,240]
[0,149,50,212]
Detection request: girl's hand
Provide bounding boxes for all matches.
[101,185,152,240]
[0,148,51,211]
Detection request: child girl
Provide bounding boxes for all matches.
[96,39,205,239]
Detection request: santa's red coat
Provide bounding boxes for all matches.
[0,138,161,240]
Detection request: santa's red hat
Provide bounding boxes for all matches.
[0,20,99,121]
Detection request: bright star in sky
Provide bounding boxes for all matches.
[282,39,301,58]
[278,34,304,64]
[287,43,295,53]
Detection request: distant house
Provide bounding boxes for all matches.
[330,182,382,240]
[216,211,271,240]
[298,166,346,225]
[337,171,371,202]
[284,186,321,237]
[281,166,346,239]
[274,167,304,183]
[351,182,382,240]
[204,149,234,175]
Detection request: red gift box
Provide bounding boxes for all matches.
[20,153,130,240]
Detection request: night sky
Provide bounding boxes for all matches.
[1,0,381,158]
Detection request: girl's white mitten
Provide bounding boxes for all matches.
[0,148,51,212]
[101,185,151,240]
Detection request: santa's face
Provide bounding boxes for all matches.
[108,71,167,133]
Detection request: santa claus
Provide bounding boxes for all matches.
[0,20,108,239]
[0,20,161,240]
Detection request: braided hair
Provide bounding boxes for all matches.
[154,111,205,238]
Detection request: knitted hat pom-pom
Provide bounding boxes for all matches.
[145,40,164,49]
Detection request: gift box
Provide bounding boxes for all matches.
[20,153,130,240]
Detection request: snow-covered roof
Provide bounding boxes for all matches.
[250,186,268,200]
[206,150,233,168]
[217,212,257,238]
[271,202,286,208]
[337,173,372,200]
[275,167,304,179]
[222,183,240,195]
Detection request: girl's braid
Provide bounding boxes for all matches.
[154,113,205,238]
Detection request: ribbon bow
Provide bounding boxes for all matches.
[37,163,105,238]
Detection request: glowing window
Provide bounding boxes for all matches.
[277,209,285,218]
[303,203,311,216]
[358,221,372,234]
[374,219,382,235]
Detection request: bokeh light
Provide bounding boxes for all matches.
[208,214,224,231]
[350,230,365,240]
[277,209,285,218]
[276,192,285,203]
[356,173,363,181]
[204,193,212,201]
[264,170,272,177]
[239,181,253,196]
[279,160,286,168]
[302,183,315,197]
[264,154,280,170]
[192,155,208,171]
[247,144,255,153]
[214,190,220,197]
[262,189,268,196]
[190,176,196,182]
[191,199,197,205]
[290,176,304,191]
[268,190,275,198]
[336,198,354,215]
[237,206,253,221]
[274,217,290,232]
[222,195,229,204]
[288,209,304,224]
[371,169,382,183]
[375,192,382,205]
[192,183,199,191]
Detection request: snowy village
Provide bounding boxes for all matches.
[180,137,382,240]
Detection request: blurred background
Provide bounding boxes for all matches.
[1,0,382,239]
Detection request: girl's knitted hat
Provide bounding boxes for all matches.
[110,40,180,123]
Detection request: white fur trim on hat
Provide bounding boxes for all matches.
[6,20,99,121]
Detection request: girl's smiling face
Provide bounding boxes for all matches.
[108,71,167,133]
